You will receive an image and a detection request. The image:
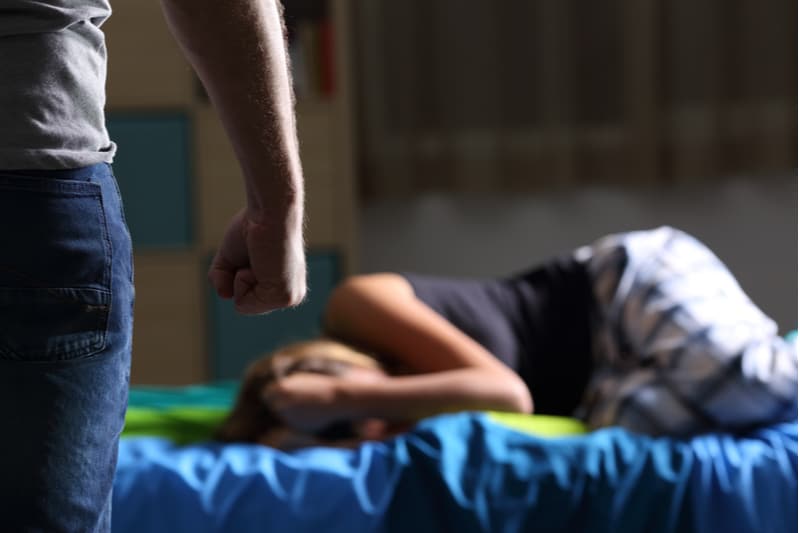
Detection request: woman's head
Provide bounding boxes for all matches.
[215,338,385,449]
[266,338,384,380]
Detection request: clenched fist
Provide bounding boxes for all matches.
[208,207,306,315]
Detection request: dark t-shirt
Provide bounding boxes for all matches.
[401,255,594,416]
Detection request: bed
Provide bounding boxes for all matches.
[112,382,797,533]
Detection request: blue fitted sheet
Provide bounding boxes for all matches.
[113,412,797,533]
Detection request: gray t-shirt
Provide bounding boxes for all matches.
[0,0,116,169]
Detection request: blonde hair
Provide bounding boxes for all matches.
[265,338,383,377]
[216,338,382,444]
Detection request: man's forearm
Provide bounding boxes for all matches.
[160,0,303,219]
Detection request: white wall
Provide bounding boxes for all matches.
[359,177,798,333]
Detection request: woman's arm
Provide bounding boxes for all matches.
[265,273,533,433]
[265,365,532,433]
[321,273,534,419]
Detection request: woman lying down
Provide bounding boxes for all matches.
[217,226,797,450]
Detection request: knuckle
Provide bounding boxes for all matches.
[270,285,306,308]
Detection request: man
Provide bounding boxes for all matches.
[0,0,306,530]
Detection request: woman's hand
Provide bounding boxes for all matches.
[262,373,355,434]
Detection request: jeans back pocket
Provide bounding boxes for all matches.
[0,173,111,361]
[0,287,110,360]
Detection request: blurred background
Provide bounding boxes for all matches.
[103,0,797,385]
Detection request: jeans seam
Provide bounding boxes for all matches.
[95,171,114,360]
[106,164,134,285]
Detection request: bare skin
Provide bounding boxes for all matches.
[260,367,399,448]
[160,0,306,314]
[263,274,534,435]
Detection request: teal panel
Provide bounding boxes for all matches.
[210,251,341,380]
[106,114,192,248]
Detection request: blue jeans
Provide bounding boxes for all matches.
[0,163,133,532]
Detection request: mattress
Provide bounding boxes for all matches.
[113,383,797,533]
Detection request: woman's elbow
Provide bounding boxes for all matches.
[498,376,534,414]
[513,385,535,414]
